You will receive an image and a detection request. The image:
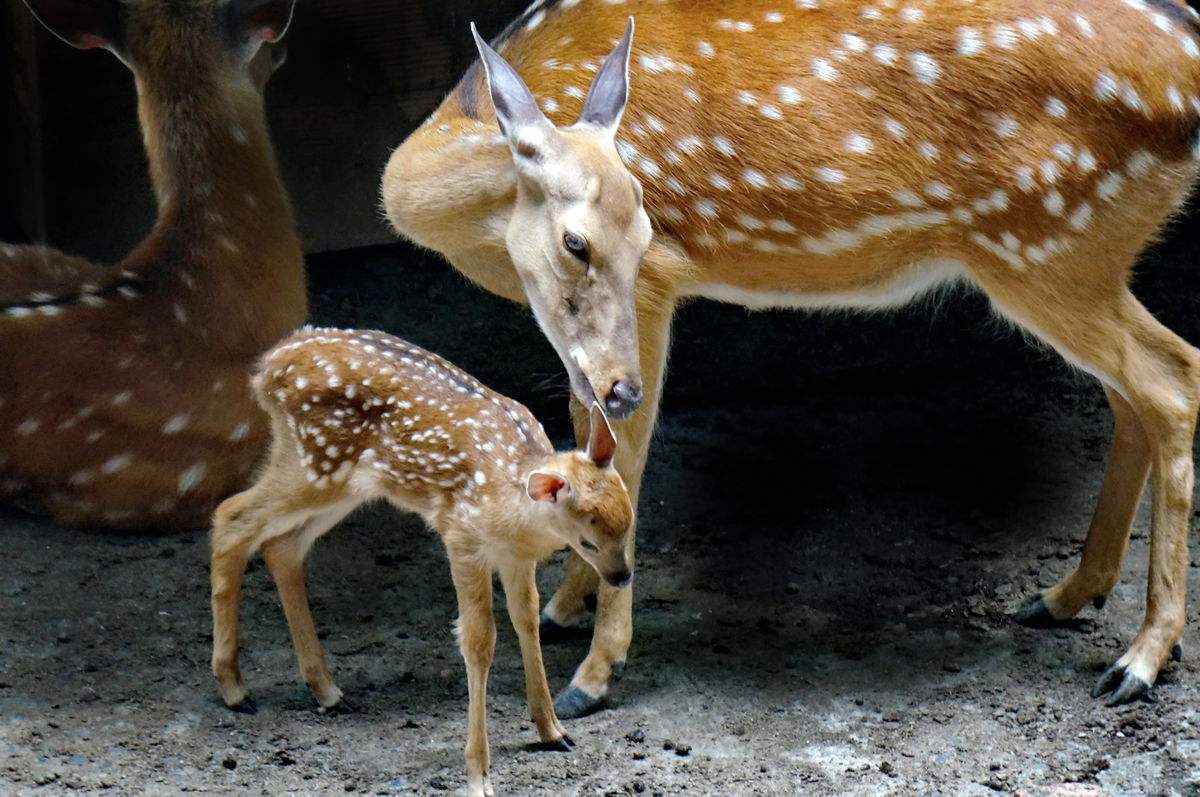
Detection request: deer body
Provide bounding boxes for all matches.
[384,0,1200,710]
[0,0,305,529]
[210,327,633,797]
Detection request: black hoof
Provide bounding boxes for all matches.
[318,697,358,716]
[1093,594,1107,611]
[532,734,575,753]
[611,660,626,681]
[1172,642,1183,662]
[227,697,257,715]
[554,686,604,719]
[1092,662,1153,706]
[539,612,588,643]
[1013,595,1059,628]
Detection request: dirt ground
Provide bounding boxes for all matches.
[4,233,1200,796]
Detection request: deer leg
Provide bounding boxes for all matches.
[448,549,497,797]
[984,274,1198,705]
[261,505,354,711]
[498,559,572,749]
[210,489,266,712]
[554,294,676,719]
[1015,386,1152,626]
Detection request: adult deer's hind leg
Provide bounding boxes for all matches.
[1015,386,1152,625]
[981,262,1199,705]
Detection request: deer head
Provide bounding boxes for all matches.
[22,0,294,84]
[472,18,652,420]
[526,404,634,587]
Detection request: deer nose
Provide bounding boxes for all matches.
[605,568,633,589]
[604,380,642,419]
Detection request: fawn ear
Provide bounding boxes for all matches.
[471,21,558,163]
[22,0,123,52]
[586,402,617,468]
[578,17,635,136]
[527,471,571,504]
[227,0,296,60]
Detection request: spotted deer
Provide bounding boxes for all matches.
[0,0,306,529]
[383,0,1200,710]
[210,328,633,797]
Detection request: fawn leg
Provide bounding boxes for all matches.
[261,505,354,710]
[499,560,571,748]
[448,550,497,797]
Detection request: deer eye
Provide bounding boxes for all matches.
[579,538,599,553]
[563,231,590,263]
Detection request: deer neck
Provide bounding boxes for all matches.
[129,59,305,341]
[383,115,529,304]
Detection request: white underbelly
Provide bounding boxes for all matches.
[691,258,967,311]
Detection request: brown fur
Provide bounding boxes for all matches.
[209,327,633,797]
[0,1,306,529]
[383,0,1200,707]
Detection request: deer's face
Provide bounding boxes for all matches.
[526,405,635,588]
[507,128,651,419]
[474,18,650,419]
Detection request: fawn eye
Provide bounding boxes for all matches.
[563,231,590,263]
[580,538,599,553]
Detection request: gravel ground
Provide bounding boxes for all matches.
[4,232,1200,796]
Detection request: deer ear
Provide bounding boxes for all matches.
[578,17,635,135]
[586,402,617,468]
[471,21,557,161]
[527,471,571,504]
[227,0,296,60]
[22,0,122,52]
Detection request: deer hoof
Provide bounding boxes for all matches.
[226,696,257,715]
[1172,642,1183,663]
[318,696,358,716]
[1092,594,1107,611]
[1093,662,1154,706]
[554,685,604,719]
[536,734,575,752]
[611,660,626,681]
[1012,594,1059,628]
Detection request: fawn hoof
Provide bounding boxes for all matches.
[1093,662,1154,706]
[1172,642,1183,663]
[535,734,575,752]
[1092,594,1107,611]
[226,696,258,715]
[318,696,358,716]
[539,611,588,643]
[554,685,604,719]
[1013,595,1060,628]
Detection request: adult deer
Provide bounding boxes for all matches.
[0,0,306,529]
[383,0,1200,711]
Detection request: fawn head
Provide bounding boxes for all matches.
[526,404,634,587]
[472,18,652,421]
[22,0,293,87]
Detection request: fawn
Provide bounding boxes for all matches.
[385,0,1200,710]
[0,0,306,529]
[210,327,634,797]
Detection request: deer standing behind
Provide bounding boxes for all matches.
[210,327,634,797]
[0,0,306,529]
[384,0,1200,711]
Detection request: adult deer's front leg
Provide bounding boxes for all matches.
[448,548,497,797]
[552,292,677,719]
